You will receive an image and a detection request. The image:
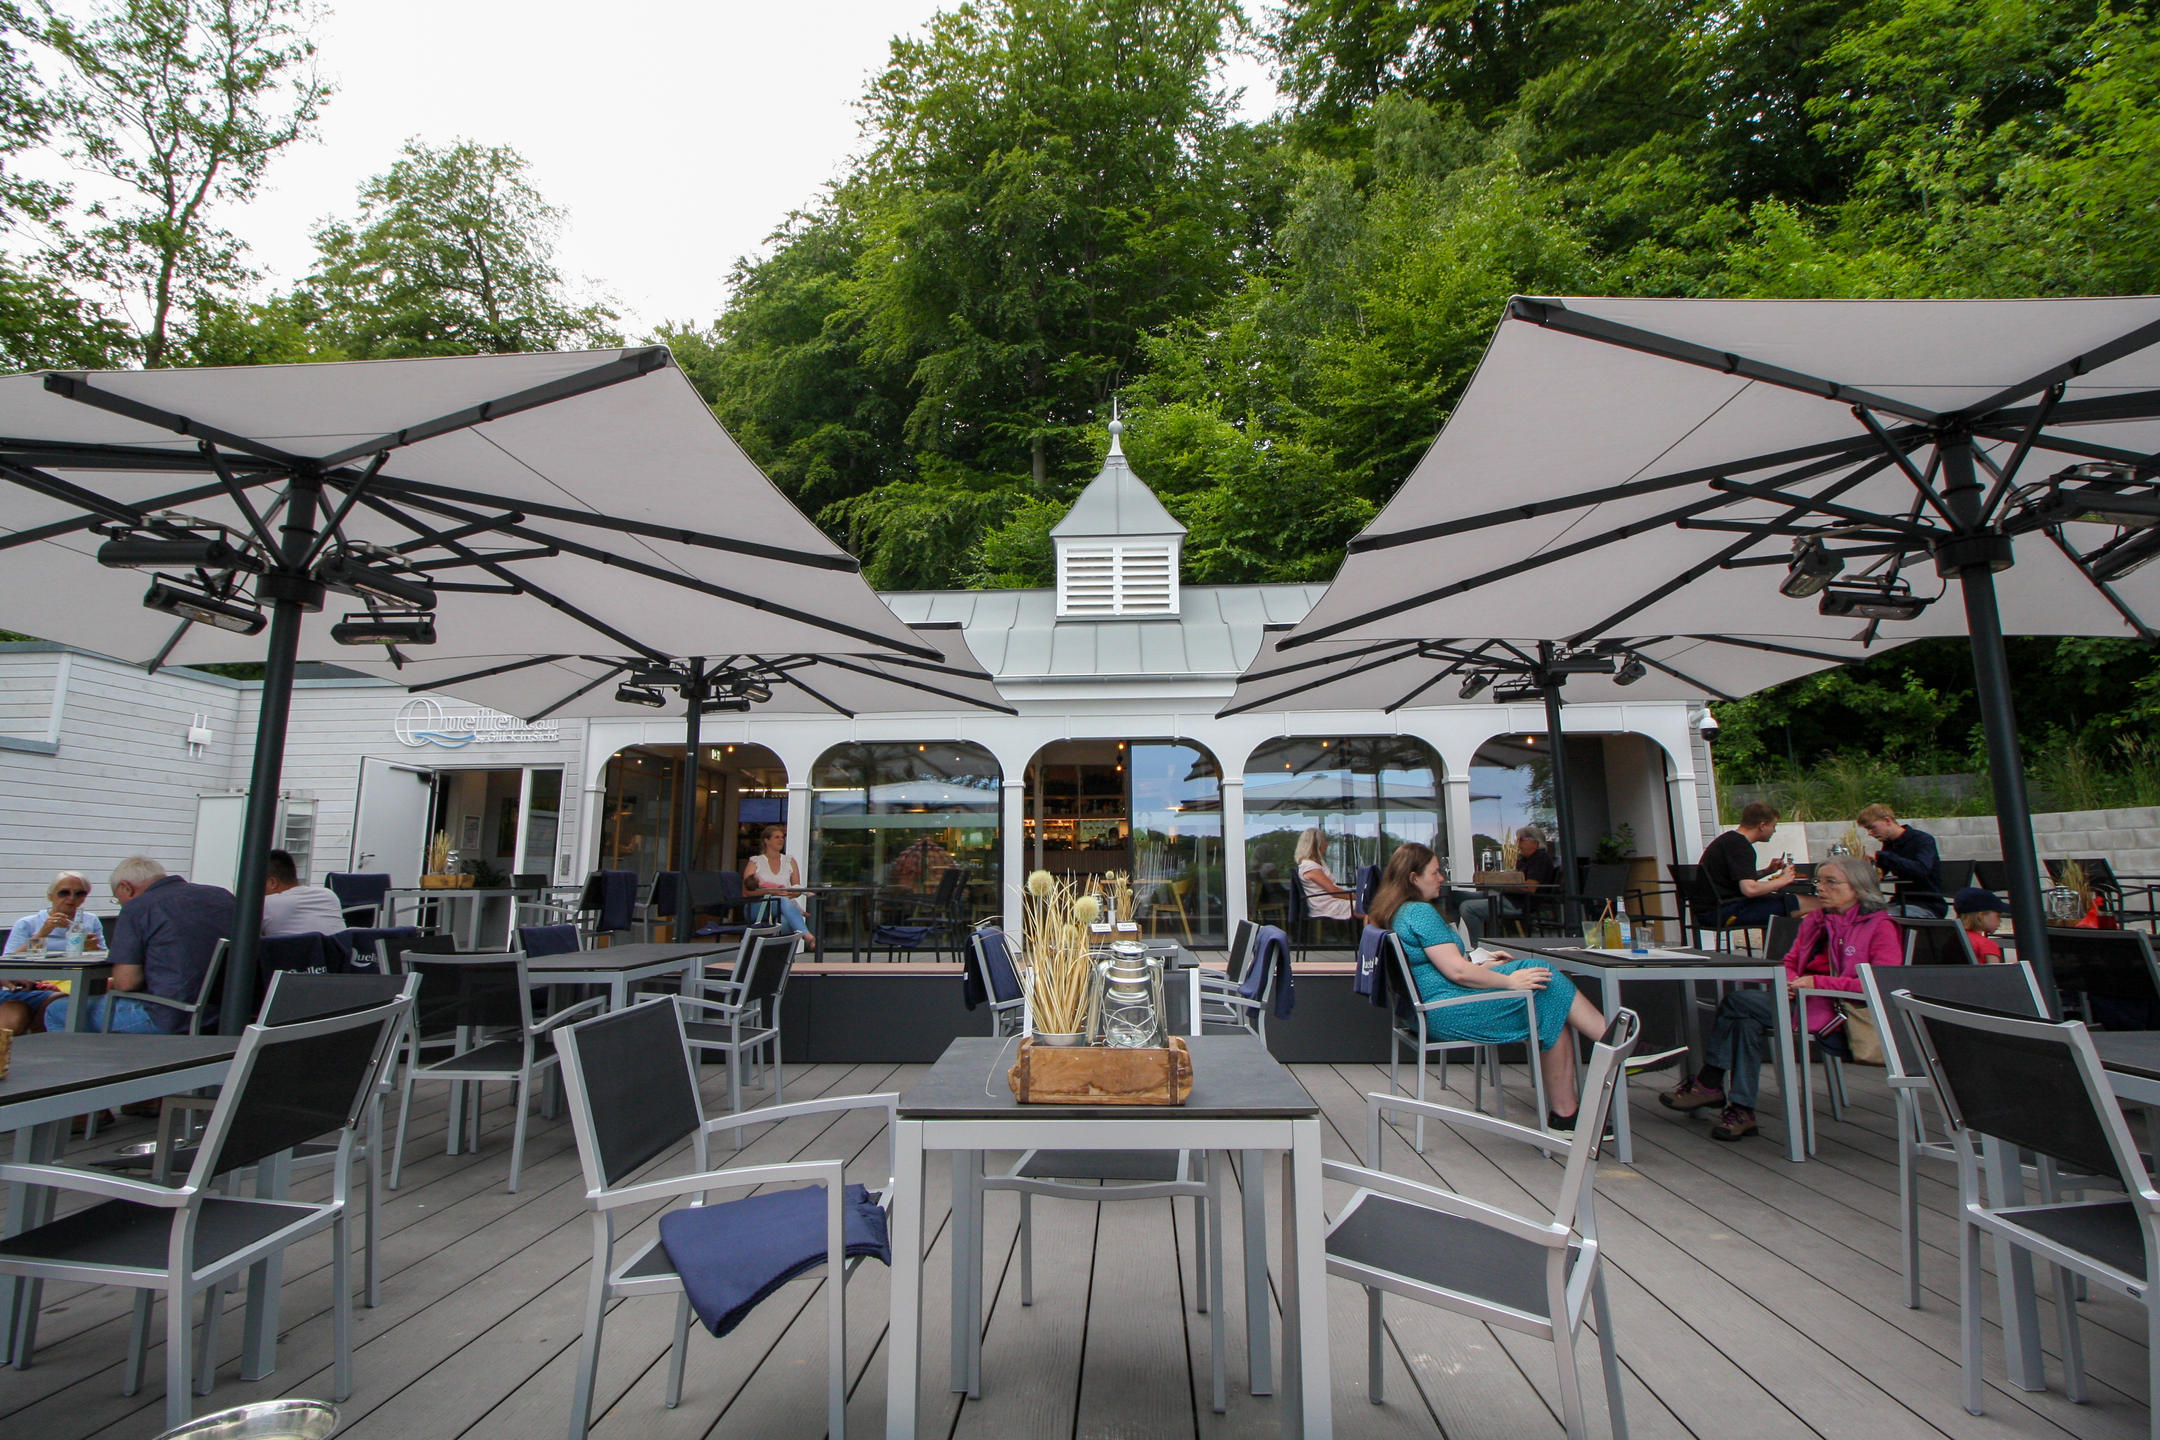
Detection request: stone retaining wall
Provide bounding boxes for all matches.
[1799,807,2160,878]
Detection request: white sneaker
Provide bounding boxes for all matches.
[1624,1045,1689,1074]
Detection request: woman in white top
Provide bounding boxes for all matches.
[744,824,816,948]
[1294,828,1360,923]
[1,870,104,1035]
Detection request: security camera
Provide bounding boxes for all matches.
[1696,709,1720,734]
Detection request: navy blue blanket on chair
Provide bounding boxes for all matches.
[596,870,637,933]
[659,1184,890,1337]
[1242,924,1296,1018]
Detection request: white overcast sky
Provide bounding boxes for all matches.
[212,1,1281,337]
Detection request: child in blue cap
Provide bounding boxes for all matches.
[1953,886,2007,961]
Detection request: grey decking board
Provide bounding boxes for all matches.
[1075,1191,1204,1437]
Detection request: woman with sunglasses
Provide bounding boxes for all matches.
[0,871,104,1035]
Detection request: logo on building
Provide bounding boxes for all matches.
[394,697,559,749]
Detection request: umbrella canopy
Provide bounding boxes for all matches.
[1222,627,1903,716]
[0,349,932,665]
[1280,295,2160,999]
[341,623,1014,722]
[1291,296,2160,649]
[0,348,933,1022]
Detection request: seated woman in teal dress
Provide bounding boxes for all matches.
[1370,842,1612,1134]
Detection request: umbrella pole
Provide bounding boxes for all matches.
[222,481,322,1033]
[1957,566,2056,1009]
[1538,657,1581,933]
[676,659,706,876]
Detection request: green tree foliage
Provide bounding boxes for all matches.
[306,139,620,357]
[42,0,329,366]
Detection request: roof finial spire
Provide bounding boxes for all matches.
[1107,396,1124,457]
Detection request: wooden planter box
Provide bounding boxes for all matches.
[1008,1036,1192,1105]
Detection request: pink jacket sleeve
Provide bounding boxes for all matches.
[1819,915,1903,993]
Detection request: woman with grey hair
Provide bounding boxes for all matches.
[0,871,104,1035]
[1660,854,1901,1141]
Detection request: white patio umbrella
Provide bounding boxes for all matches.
[1222,624,1900,910]
[1279,295,2160,994]
[0,348,935,1020]
[341,624,1015,870]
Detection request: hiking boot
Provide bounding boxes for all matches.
[1658,1076,1725,1111]
[1624,1045,1689,1075]
[1709,1105,1758,1142]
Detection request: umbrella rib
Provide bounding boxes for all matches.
[348,490,669,662]
[1706,476,1937,535]
[1971,428,2157,471]
[198,448,284,555]
[528,662,632,724]
[1851,407,1960,528]
[0,475,264,554]
[1633,653,1737,704]
[0,458,150,529]
[1980,387,2062,523]
[314,348,671,468]
[1382,655,1470,714]
[360,473,861,574]
[1347,431,1899,554]
[1950,314,2160,423]
[810,651,1017,714]
[778,670,858,719]
[1239,637,1425,687]
[1506,298,1944,425]
[143,617,192,674]
[1218,651,1412,718]
[43,374,307,468]
[1686,634,1873,663]
[1985,386,2160,431]
[304,452,391,568]
[2041,526,2158,642]
[420,655,574,690]
[366,484,940,659]
[1563,458,1896,646]
[410,547,559,571]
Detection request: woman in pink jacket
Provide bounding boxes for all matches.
[1659,855,1902,1141]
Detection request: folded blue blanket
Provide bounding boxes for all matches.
[658,1183,890,1337]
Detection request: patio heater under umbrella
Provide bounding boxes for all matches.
[0,349,936,1025]
[1223,625,1897,924]
[1283,295,2160,1001]
[343,622,1015,878]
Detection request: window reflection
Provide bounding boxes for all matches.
[1243,736,1444,923]
[1469,734,1554,872]
[808,742,1001,908]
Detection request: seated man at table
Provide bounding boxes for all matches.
[261,848,348,937]
[1458,826,1561,946]
[1858,803,1947,917]
[1700,801,1801,930]
[0,869,105,1036]
[45,856,234,1033]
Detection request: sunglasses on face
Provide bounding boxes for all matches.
[55,888,86,897]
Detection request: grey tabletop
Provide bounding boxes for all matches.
[1510,942,1753,970]
[524,942,729,974]
[2093,1031,2160,1082]
[900,1035,1317,1121]
[0,955,114,973]
[0,1033,238,1112]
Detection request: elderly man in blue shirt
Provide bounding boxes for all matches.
[45,856,235,1033]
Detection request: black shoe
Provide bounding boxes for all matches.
[1546,1109,1617,1143]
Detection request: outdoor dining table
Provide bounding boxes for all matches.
[0,1032,238,1369]
[0,951,115,1032]
[381,886,526,950]
[800,883,889,962]
[1509,941,1808,1163]
[885,1033,1331,1439]
[522,940,731,1009]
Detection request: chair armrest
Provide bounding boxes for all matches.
[1365,1089,1554,1155]
[1320,1159,1569,1248]
[533,995,610,1034]
[125,991,198,1014]
[0,1161,192,1206]
[596,1157,846,1211]
[677,994,755,1022]
[1415,988,1534,1015]
[701,1091,899,1138]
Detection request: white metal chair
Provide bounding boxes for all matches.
[1900,994,2160,1430]
[0,995,409,1429]
[1382,931,1548,1149]
[965,923,1026,1038]
[1195,918,1271,1036]
[388,951,604,1193]
[1329,1009,1640,1439]
[552,996,896,1440]
[1860,960,2048,1308]
[678,930,800,1137]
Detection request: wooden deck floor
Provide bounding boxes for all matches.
[0,1048,2149,1440]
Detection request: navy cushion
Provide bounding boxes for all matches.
[659,1183,889,1336]
[518,923,582,958]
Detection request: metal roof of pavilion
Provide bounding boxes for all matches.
[1047,422,1186,539]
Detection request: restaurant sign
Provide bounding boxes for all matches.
[395,697,561,749]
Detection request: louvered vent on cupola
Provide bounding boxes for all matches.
[1050,418,1185,620]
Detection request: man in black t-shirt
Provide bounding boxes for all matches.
[1699,801,1801,929]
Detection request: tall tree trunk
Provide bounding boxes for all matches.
[1032,433,1046,488]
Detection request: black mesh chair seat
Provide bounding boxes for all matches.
[1327,1192,1585,1319]
[1015,1150,1184,1183]
[425,1038,534,1074]
[0,1196,316,1272]
[1999,1199,2147,1281]
[618,1238,677,1282]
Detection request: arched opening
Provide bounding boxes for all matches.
[1243,735,1444,923]
[597,742,786,884]
[808,741,1002,925]
[1024,738,1224,946]
[1469,733,1555,873]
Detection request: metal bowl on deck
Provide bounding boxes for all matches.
[152,1400,339,1440]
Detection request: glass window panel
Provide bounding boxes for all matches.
[809,742,1001,917]
[1468,735,1554,872]
[1244,736,1444,920]
[1129,741,1223,947]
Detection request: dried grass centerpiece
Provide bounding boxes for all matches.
[1021,869,1099,1041]
[421,831,457,889]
